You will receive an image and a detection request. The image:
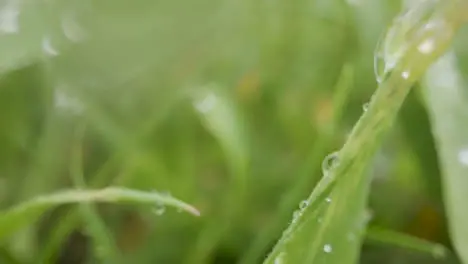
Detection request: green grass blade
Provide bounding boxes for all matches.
[70,124,120,262]
[263,2,464,263]
[421,51,468,264]
[365,226,447,259]
[239,62,354,264]
[187,84,249,263]
[0,187,200,240]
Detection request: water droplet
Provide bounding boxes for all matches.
[153,203,166,216]
[374,0,442,83]
[458,148,468,167]
[194,92,217,114]
[299,200,309,210]
[373,34,387,83]
[0,3,19,34]
[418,38,435,54]
[61,13,86,42]
[274,252,286,264]
[323,244,333,253]
[317,217,323,223]
[401,71,410,79]
[325,197,332,203]
[292,210,301,223]
[42,37,59,57]
[362,102,369,112]
[322,152,340,177]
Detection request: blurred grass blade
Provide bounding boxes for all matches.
[240,62,354,264]
[263,1,463,263]
[365,226,447,259]
[188,83,249,263]
[192,83,249,177]
[0,187,200,240]
[421,51,468,264]
[70,124,120,262]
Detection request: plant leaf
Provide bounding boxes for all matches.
[263,1,464,263]
[0,187,200,240]
[422,51,468,264]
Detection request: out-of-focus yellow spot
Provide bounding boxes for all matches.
[407,203,442,241]
[236,71,260,102]
[311,95,334,132]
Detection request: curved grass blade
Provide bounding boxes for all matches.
[421,51,468,264]
[365,226,447,259]
[0,187,200,240]
[70,124,120,262]
[263,1,465,263]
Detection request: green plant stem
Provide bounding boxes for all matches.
[264,2,465,263]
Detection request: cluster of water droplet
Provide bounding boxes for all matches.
[373,0,448,83]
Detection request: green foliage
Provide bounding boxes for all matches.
[0,0,467,263]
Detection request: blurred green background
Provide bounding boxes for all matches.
[1,0,467,263]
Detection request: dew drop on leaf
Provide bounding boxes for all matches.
[292,210,301,223]
[274,252,286,264]
[325,197,332,203]
[152,204,166,216]
[323,244,333,253]
[362,102,369,112]
[299,200,309,210]
[418,38,435,54]
[374,0,442,83]
[322,152,340,177]
[401,71,410,79]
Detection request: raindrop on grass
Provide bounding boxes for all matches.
[325,197,332,203]
[418,38,435,54]
[299,200,309,210]
[323,244,333,253]
[292,210,301,223]
[458,148,468,167]
[153,204,166,215]
[401,71,410,79]
[362,102,369,112]
[373,0,442,83]
[274,252,286,264]
[322,152,340,177]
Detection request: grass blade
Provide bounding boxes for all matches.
[263,2,464,263]
[365,226,447,259]
[70,124,120,262]
[422,51,468,264]
[0,187,200,240]
[187,84,249,263]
